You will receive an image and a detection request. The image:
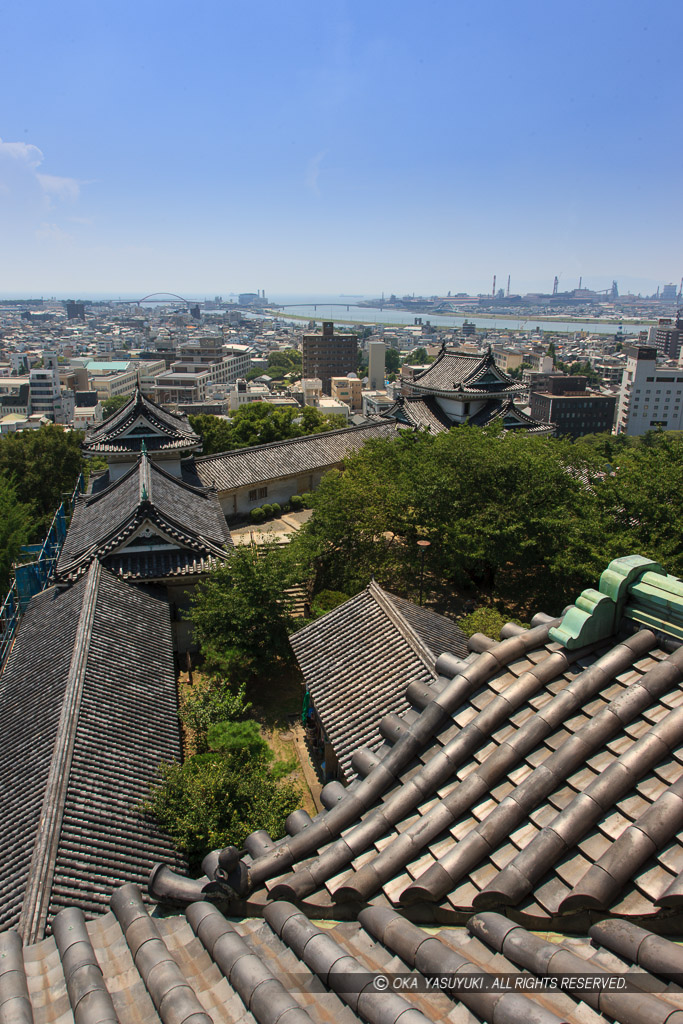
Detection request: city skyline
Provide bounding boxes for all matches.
[1,0,681,295]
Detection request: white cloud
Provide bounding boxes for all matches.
[37,173,80,202]
[0,137,81,214]
[0,139,43,168]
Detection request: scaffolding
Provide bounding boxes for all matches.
[0,472,84,670]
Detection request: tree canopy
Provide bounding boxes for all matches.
[190,404,346,455]
[0,425,85,540]
[102,394,128,418]
[284,425,683,618]
[140,749,300,868]
[188,543,296,685]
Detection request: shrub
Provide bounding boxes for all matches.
[250,507,266,524]
[208,719,270,758]
[281,502,291,514]
[289,494,303,510]
[261,503,273,517]
[139,749,300,868]
[270,502,281,516]
[179,678,250,753]
[458,606,527,640]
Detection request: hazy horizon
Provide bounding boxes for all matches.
[2,0,680,296]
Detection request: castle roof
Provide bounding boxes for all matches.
[195,420,398,492]
[290,580,469,781]
[57,450,232,581]
[152,555,683,935]
[0,562,184,943]
[409,347,529,399]
[82,388,201,457]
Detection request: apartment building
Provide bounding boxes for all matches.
[616,346,683,434]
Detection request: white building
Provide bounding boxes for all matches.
[30,354,63,422]
[228,380,271,411]
[616,346,683,435]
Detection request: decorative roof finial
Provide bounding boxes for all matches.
[141,439,147,457]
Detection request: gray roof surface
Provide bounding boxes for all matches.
[194,420,399,492]
[290,582,469,781]
[8,882,683,1024]
[382,394,455,433]
[159,605,683,933]
[0,563,184,942]
[83,388,200,454]
[468,397,555,433]
[410,348,528,396]
[58,450,232,581]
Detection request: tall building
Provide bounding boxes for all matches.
[29,353,63,422]
[302,321,357,394]
[367,340,385,390]
[616,345,683,434]
[651,315,683,361]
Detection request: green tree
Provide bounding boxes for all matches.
[404,347,430,365]
[189,543,296,684]
[190,405,346,456]
[102,394,129,418]
[0,425,85,539]
[140,749,300,867]
[0,476,33,593]
[385,347,401,373]
[287,425,608,617]
[179,677,251,752]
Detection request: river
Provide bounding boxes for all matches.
[243,294,648,337]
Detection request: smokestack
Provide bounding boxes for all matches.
[492,275,496,299]
[507,274,510,297]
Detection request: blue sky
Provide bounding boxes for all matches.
[1,0,680,297]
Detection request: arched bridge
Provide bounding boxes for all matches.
[113,293,194,306]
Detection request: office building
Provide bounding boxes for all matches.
[529,377,616,438]
[302,321,357,394]
[616,346,683,434]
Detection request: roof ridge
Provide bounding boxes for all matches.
[194,420,393,464]
[18,561,102,943]
[368,580,437,676]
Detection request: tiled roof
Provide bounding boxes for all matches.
[382,394,454,433]
[290,581,469,781]
[0,563,184,942]
[194,420,399,492]
[7,882,683,1024]
[154,557,683,933]
[58,450,232,581]
[410,347,528,397]
[83,388,200,454]
[468,397,555,434]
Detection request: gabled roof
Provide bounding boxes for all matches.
[0,563,184,942]
[57,450,232,581]
[468,396,555,434]
[153,555,683,934]
[194,420,399,492]
[409,347,528,397]
[83,388,201,455]
[381,394,454,433]
[290,580,469,780]
[7,882,683,1024]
